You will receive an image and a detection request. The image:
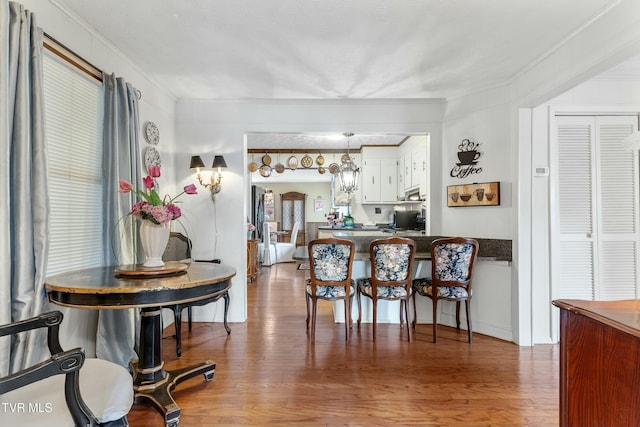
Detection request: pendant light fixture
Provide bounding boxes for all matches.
[338,132,360,194]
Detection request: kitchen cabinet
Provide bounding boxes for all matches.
[361,147,398,203]
[399,136,428,195]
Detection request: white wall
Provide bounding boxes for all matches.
[176,99,446,323]
[512,0,640,345]
[21,0,177,354]
[434,85,515,342]
[440,0,640,345]
[529,79,640,344]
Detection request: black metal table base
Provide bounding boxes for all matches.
[132,360,216,427]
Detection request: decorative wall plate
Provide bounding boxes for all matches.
[144,146,161,170]
[262,154,272,165]
[287,156,298,170]
[328,162,339,174]
[275,163,285,173]
[301,155,313,168]
[316,154,325,165]
[144,121,159,145]
[341,153,350,163]
[248,162,258,172]
[259,164,272,177]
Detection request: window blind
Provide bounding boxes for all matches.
[43,52,105,275]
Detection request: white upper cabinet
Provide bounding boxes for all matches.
[361,146,398,203]
[399,135,428,195]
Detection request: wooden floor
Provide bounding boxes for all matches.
[127,262,559,427]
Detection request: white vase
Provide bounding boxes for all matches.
[139,221,170,268]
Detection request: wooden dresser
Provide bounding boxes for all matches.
[247,239,259,282]
[552,299,640,427]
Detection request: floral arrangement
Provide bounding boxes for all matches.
[119,165,197,224]
[247,223,256,232]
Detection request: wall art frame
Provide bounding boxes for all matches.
[447,181,500,207]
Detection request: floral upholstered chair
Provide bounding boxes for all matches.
[412,237,479,343]
[356,237,417,342]
[306,238,355,342]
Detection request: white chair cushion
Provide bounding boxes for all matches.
[1,358,133,427]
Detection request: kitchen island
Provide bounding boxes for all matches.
[317,226,512,262]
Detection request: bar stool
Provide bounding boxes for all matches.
[356,237,417,342]
[306,238,356,342]
[412,237,479,343]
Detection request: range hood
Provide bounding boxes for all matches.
[405,186,425,201]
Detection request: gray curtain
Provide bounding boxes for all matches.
[0,1,48,375]
[96,72,142,367]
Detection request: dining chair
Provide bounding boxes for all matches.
[260,222,277,266]
[0,311,133,427]
[163,232,231,357]
[273,221,301,263]
[306,238,356,342]
[412,237,479,343]
[265,221,279,241]
[356,237,417,342]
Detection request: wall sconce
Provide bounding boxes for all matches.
[190,155,228,201]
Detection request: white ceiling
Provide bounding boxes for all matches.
[246,132,409,150]
[54,0,633,151]
[57,0,621,101]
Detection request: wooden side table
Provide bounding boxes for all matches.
[247,239,259,282]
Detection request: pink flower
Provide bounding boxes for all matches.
[142,176,155,189]
[184,184,197,195]
[119,180,133,193]
[148,165,161,178]
[118,171,197,225]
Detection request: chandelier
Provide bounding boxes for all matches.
[338,132,360,194]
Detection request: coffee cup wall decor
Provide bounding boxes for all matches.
[447,181,500,207]
[451,138,483,179]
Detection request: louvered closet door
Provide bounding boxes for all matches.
[554,116,639,301]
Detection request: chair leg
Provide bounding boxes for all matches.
[455,301,461,330]
[188,306,193,331]
[311,298,317,342]
[372,297,377,342]
[223,291,231,334]
[343,295,350,342]
[173,305,183,357]
[305,293,310,329]
[356,288,362,329]
[466,299,473,344]
[412,291,417,329]
[404,299,411,342]
[432,297,438,344]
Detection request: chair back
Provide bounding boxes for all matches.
[263,222,272,245]
[290,221,301,244]
[307,238,355,294]
[266,221,278,236]
[430,237,479,288]
[163,232,192,261]
[369,237,416,291]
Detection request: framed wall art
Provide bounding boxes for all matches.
[447,181,500,207]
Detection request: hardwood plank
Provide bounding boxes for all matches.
[127,263,559,426]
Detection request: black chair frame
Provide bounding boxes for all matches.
[0,311,129,427]
[164,232,231,357]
